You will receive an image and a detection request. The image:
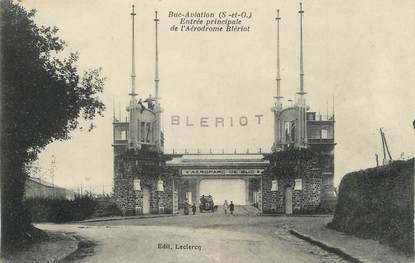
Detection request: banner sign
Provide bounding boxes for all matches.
[133,179,141,191]
[181,168,264,176]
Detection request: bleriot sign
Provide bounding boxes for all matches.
[181,169,264,176]
[170,115,264,128]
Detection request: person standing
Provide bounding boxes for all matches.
[192,203,196,215]
[229,201,235,215]
[223,200,229,214]
[184,202,189,215]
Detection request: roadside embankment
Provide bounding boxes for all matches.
[1,230,80,263]
[329,159,414,254]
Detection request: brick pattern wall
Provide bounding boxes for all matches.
[113,151,173,215]
[262,152,323,214]
[309,144,335,202]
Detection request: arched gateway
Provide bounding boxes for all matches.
[167,154,267,211]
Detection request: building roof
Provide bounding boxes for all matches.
[166,154,269,167]
[26,176,71,192]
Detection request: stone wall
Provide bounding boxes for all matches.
[262,167,322,214]
[309,143,336,211]
[113,150,173,215]
[329,159,414,254]
[262,149,323,214]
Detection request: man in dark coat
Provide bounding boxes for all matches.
[229,201,235,215]
[184,202,189,215]
[192,203,197,215]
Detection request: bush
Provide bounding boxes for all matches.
[24,195,98,223]
[72,195,98,221]
[47,199,74,223]
[101,203,122,217]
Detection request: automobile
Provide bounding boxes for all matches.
[199,195,215,213]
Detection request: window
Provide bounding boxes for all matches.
[285,121,296,142]
[321,129,328,139]
[121,130,127,140]
[137,120,143,142]
[285,122,290,140]
[294,179,302,190]
[307,112,316,120]
[271,180,278,191]
[140,122,145,142]
[146,123,151,143]
[114,129,121,140]
[289,121,296,142]
[285,122,290,133]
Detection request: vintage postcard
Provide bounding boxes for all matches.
[1,0,414,262]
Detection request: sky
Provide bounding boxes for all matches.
[20,0,415,193]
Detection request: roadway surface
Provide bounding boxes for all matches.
[37,208,346,263]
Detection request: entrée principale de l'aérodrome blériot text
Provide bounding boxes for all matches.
[168,11,252,32]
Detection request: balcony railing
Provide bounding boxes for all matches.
[307,114,335,121]
[307,138,335,144]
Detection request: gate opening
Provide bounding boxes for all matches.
[199,179,246,205]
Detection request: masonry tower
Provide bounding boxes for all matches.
[266,4,336,213]
[112,7,172,215]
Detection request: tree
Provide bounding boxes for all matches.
[1,1,105,252]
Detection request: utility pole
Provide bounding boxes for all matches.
[50,155,56,197]
[379,128,392,165]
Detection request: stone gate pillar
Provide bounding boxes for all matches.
[245,178,250,205]
[195,178,201,205]
[258,177,263,213]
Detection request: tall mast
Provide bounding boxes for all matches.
[154,10,163,152]
[154,11,160,101]
[297,3,307,148]
[275,9,283,110]
[127,5,139,149]
[129,5,137,99]
[112,97,115,121]
[297,2,306,99]
[271,9,284,152]
[118,102,121,121]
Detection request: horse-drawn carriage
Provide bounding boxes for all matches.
[199,195,215,213]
